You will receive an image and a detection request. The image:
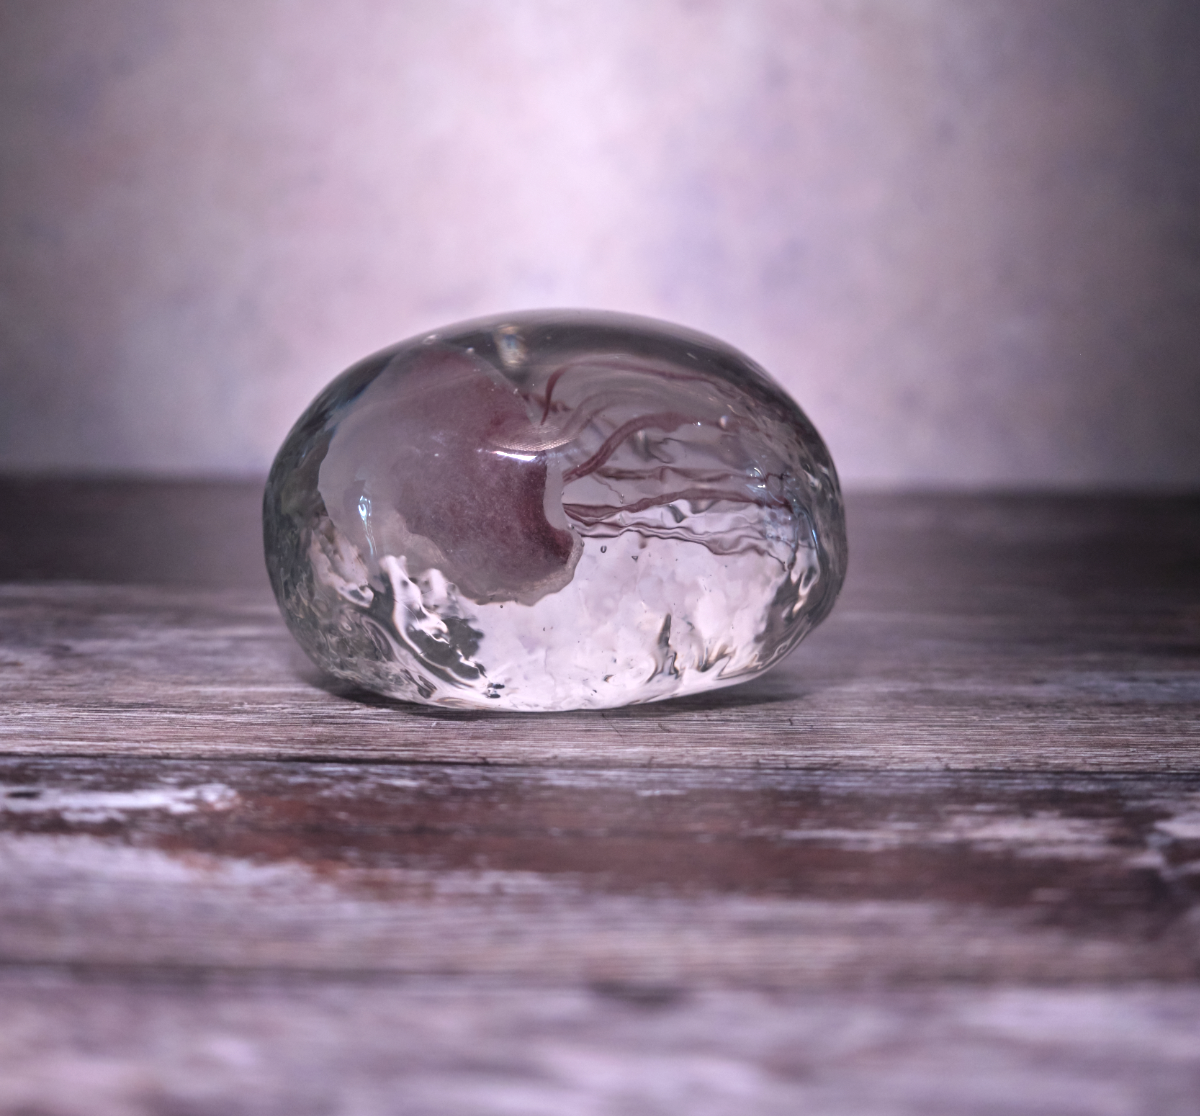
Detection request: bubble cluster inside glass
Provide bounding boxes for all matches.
[264,310,847,711]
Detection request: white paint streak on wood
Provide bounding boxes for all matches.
[0,783,237,821]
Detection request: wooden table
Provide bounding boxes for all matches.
[1,479,1198,1114]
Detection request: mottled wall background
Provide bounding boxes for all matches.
[1,0,1198,486]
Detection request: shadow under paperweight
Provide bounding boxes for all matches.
[264,309,847,711]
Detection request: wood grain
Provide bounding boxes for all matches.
[1,481,1198,1113]
[2,578,1197,768]
[2,489,1198,769]
[1,757,1197,983]
[1,972,1198,1116]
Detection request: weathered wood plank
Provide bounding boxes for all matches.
[2,486,1197,769]
[1,580,1196,768]
[1,484,1198,1110]
[2,757,1196,982]
[1,972,1198,1116]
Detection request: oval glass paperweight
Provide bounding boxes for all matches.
[264,310,846,711]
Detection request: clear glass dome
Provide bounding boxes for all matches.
[264,310,846,711]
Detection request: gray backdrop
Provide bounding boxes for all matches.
[1,0,1198,487]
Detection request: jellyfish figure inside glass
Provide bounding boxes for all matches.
[264,310,847,711]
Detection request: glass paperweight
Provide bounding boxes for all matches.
[264,310,846,711]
